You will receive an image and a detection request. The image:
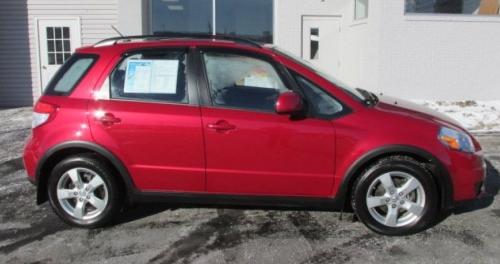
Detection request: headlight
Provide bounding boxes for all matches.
[438,127,475,153]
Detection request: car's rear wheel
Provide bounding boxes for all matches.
[48,154,122,228]
[352,156,438,236]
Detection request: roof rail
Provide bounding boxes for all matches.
[94,33,263,48]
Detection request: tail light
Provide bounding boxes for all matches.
[32,101,56,128]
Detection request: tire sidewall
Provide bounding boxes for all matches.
[48,155,120,228]
[353,159,438,236]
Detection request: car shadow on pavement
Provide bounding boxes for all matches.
[114,202,348,226]
[453,159,500,214]
[114,204,179,225]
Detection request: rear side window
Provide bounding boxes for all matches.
[110,50,188,104]
[44,54,97,95]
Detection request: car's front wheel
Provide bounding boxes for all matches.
[352,156,439,236]
[48,154,122,228]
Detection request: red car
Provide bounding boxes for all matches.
[23,35,485,236]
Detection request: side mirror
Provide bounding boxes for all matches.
[275,91,304,115]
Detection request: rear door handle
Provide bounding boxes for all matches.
[95,113,121,126]
[207,120,236,132]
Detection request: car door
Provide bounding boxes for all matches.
[198,49,337,197]
[88,48,206,192]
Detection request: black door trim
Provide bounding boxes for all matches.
[130,191,343,211]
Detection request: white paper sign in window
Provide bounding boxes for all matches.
[243,75,276,89]
[124,59,179,94]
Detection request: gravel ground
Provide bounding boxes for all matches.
[0,107,499,264]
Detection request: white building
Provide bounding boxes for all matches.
[1,0,500,107]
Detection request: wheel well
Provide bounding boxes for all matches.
[342,150,452,211]
[37,147,127,204]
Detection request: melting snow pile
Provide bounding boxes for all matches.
[414,100,500,133]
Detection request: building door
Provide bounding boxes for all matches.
[37,18,81,90]
[302,16,341,74]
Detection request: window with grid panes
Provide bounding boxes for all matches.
[46,27,72,65]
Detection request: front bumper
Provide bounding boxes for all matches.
[450,151,487,205]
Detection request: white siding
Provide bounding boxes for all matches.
[375,1,500,100]
[276,0,500,100]
[0,0,33,107]
[27,0,119,101]
[118,0,149,35]
[274,0,381,96]
[274,0,346,57]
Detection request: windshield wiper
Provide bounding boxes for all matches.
[355,88,378,106]
[369,91,379,104]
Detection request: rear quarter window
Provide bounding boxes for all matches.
[109,50,188,104]
[44,53,98,96]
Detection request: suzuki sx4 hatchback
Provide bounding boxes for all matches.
[23,35,486,236]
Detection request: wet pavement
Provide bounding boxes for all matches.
[0,107,499,264]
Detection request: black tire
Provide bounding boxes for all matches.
[48,154,122,228]
[351,156,439,236]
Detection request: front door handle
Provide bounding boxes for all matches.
[95,112,121,126]
[207,120,236,132]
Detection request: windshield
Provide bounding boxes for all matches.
[272,47,366,101]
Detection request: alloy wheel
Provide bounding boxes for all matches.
[365,171,426,227]
[56,167,109,220]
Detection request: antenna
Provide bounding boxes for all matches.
[111,25,124,37]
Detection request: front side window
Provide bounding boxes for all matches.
[355,0,369,20]
[292,73,344,118]
[44,54,96,95]
[110,50,188,104]
[405,0,500,15]
[203,52,288,112]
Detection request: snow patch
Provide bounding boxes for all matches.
[413,100,500,133]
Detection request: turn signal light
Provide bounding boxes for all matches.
[438,135,460,150]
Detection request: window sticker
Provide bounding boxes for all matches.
[124,59,179,94]
[243,75,276,89]
[124,61,151,93]
[242,68,277,89]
